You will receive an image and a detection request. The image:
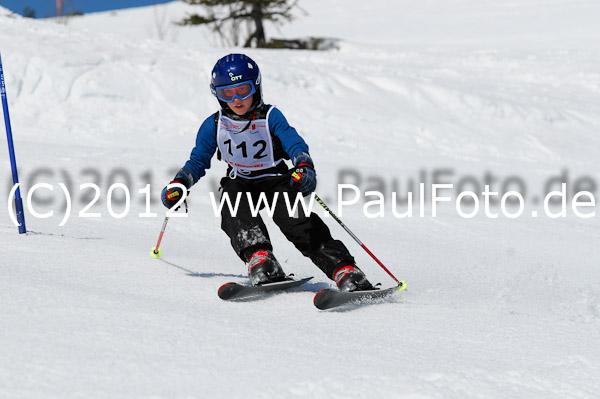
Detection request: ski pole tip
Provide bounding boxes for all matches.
[150,247,162,259]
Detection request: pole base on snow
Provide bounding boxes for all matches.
[150,247,162,259]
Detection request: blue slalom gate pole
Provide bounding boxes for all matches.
[1,51,27,234]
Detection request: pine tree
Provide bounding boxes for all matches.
[179,0,299,48]
[23,7,36,19]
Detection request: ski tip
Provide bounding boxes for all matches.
[218,282,235,292]
[396,281,407,291]
[313,288,328,305]
[218,282,237,300]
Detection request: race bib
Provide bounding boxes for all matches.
[217,109,282,178]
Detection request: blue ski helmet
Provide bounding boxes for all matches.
[210,53,262,110]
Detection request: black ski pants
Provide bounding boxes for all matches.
[219,175,355,280]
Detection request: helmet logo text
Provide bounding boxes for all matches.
[229,72,243,81]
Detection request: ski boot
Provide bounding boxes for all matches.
[247,250,287,286]
[333,265,375,292]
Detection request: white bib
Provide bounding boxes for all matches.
[216,107,283,179]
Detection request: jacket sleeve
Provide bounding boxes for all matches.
[182,113,218,184]
[268,107,310,162]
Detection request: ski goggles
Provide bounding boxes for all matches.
[215,81,256,103]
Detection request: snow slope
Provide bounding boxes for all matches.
[1,1,600,398]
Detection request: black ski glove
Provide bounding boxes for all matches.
[161,168,194,209]
[290,152,317,197]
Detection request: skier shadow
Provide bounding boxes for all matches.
[301,280,331,293]
[158,259,244,279]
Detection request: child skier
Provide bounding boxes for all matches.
[161,53,374,292]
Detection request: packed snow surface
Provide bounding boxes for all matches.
[1,1,600,398]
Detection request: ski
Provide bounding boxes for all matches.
[218,276,314,300]
[313,281,406,310]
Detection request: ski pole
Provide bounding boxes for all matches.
[150,215,169,258]
[314,194,404,288]
[1,52,27,234]
[150,199,187,259]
